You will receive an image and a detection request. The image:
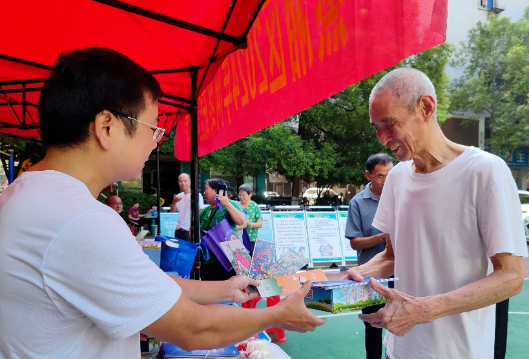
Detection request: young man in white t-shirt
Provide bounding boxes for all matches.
[170,173,204,241]
[0,47,325,359]
[343,68,527,359]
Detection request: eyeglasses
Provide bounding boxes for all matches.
[110,110,165,143]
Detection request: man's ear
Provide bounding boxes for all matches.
[365,170,371,182]
[93,110,114,150]
[418,94,436,122]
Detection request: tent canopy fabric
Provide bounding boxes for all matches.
[1,0,447,157]
[174,0,448,160]
[0,0,264,138]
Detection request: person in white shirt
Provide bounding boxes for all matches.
[170,173,204,241]
[343,68,527,359]
[0,46,325,359]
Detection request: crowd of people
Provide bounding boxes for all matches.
[0,46,526,359]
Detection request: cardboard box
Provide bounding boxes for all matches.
[304,278,397,313]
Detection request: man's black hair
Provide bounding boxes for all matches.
[366,153,394,173]
[38,47,163,148]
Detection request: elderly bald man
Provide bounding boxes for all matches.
[170,173,204,241]
[105,195,123,214]
[343,68,527,359]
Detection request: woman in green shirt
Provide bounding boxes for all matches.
[200,178,246,281]
[236,184,263,254]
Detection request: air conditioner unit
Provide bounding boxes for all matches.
[478,0,504,14]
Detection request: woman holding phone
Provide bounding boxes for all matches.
[200,178,247,280]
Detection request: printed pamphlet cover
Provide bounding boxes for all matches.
[257,268,328,297]
[219,239,251,276]
[260,250,309,279]
[249,238,276,279]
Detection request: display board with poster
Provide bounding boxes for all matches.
[159,212,179,237]
[305,212,344,264]
[271,211,310,261]
[259,210,273,241]
[337,211,357,262]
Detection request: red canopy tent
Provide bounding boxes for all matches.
[0,0,447,246]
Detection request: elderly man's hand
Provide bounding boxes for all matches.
[228,276,261,303]
[358,278,431,336]
[341,267,365,282]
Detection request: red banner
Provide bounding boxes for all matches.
[174,0,447,160]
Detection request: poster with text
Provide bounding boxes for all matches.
[306,212,344,263]
[160,213,179,237]
[259,210,273,241]
[338,211,357,261]
[272,212,309,261]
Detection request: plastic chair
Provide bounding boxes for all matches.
[242,295,286,342]
[128,220,141,236]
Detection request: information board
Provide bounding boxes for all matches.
[338,211,357,261]
[271,212,309,260]
[306,212,344,263]
[159,213,179,237]
[259,210,273,241]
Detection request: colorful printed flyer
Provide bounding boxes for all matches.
[219,239,251,276]
[262,250,309,278]
[257,268,328,297]
[249,238,276,279]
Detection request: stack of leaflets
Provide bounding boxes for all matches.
[247,238,315,297]
[305,277,398,313]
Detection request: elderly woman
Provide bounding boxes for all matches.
[236,184,263,254]
[200,178,247,280]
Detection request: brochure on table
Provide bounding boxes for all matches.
[305,212,344,265]
[159,213,179,237]
[258,210,273,241]
[337,211,358,262]
[271,211,310,261]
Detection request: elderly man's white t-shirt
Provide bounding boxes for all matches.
[0,171,181,359]
[373,147,528,359]
[175,191,204,231]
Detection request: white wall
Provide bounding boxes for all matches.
[446,0,527,79]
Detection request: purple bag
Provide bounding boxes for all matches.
[241,228,252,253]
[201,198,241,272]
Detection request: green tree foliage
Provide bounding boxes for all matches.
[0,136,45,179]
[449,9,529,159]
[298,43,454,187]
[197,43,453,189]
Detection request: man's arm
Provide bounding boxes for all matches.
[359,252,524,336]
[343,233,395,280]
[350,232,386,250]
[143,281,326,351]
[169,275,257,305]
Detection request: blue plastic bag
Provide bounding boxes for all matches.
[156,235,209,279]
